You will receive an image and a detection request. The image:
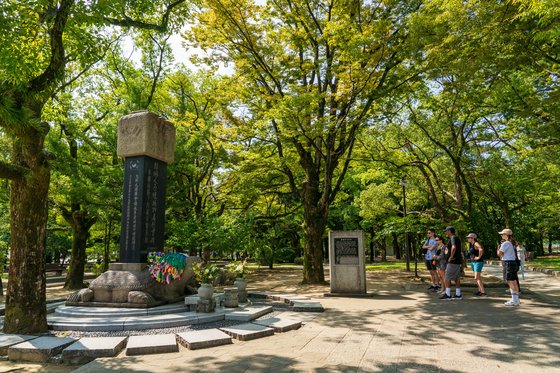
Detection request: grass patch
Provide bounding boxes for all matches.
[529,257,560,272]
[366,261,408,271]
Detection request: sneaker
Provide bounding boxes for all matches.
[474,291,481,296]
[439,294,452,300]
[504,300,520,307]
[452,294,463,300]
[478,292,487,297]
[427,285,436,291]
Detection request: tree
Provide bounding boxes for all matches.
[0,0,188,333]
[192,0,426,283]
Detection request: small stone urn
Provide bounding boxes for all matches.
[234,278,248,303]
[197,283,214,300]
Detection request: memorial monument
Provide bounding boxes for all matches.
[325,230,371,297]
[66,111,196,307]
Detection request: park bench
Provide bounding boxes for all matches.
[45,263,66,276]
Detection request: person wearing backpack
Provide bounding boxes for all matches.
[497,228,520,307]
[466,233,486,297]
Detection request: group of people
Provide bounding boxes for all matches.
[421,226,527,307]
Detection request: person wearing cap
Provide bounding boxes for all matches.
[434,236,447,293]
[467,233,486,296]
[440,226,463,300]
[497,228,520,306]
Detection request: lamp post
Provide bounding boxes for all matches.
[400,178,410,272]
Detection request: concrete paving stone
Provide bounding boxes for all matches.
[252,316,302,332]
[220,323,274,341]
[8,336,76,362]
[126,334,178,356]
[61,336,127,365]
[286,296,312,303]
[292,301,324,312]
[224,306,273,321]
[176,328,232,350]
[325,329,374,366]
[0,334,38,355]
[276,311,319,324]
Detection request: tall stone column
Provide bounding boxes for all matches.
[116,111,176,263]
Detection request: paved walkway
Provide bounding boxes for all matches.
[68,266,560,373]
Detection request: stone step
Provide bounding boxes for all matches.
[177,329,232,350]
[252,317,302,332]
[48,312,200,332]
[224,306,273,321]
[61,336,127,365]
[219,323,274,341]
[126,334,178,356]
[54,303,188,318]
[0,334,38,355]
[292,301,324,312]
[8,336,76,362]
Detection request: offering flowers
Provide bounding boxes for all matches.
[227,260,249,279]
[192,261,221,284]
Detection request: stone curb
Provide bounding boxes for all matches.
[485,260,560,277]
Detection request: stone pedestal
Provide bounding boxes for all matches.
[234,278,248,303]
[66,260,197,308]
[224,288,239,308]
[197,299,215,313]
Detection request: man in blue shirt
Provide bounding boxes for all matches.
[422,229,440,291]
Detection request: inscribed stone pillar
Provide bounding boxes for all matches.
[327,230,367,296]
[117,111,176,263]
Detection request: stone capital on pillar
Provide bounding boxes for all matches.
[117,110,176,164]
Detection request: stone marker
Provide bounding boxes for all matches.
[224,287,239,308]
[117,111,176,263]
[0,334,38,355]
[326,230,370,296]
[126,334,178,356]
[220,323,274,341]
[177,329,232,350]
[8,336,76,362]
[61,336,127,365]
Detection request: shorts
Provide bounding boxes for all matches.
[445,263,462,281]
[470,261,484,273]
[425,259,437,271]
[503,260,519,281]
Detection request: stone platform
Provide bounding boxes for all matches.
[0,291,324,364]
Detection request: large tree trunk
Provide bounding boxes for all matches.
[5,136,50,333]
[64,212,90,289]
[301,179,327,284]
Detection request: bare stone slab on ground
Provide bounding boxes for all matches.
[126,334,178,356]
[177,329,232,350]
[276,311,319,324]
[252,316,302,332]
[220,323,274,341]
[7,336,76,362]
[292,301,324,312]
[224,306,273,321]
[0,334,38,355]
[61,337,127,365]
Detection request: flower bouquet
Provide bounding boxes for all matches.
[192,261,221,284]
[227,260,249,279]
